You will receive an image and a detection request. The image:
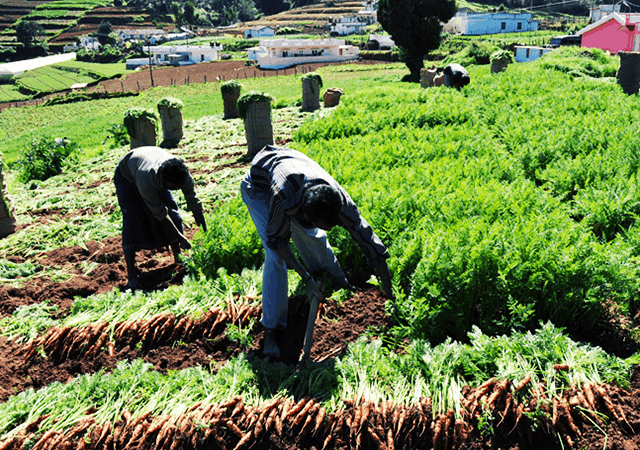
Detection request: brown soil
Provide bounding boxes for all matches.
[0,59,386,111]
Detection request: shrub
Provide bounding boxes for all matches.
[184,197,263,278]
[16,137,80,183]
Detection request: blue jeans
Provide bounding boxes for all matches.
[241,174,346,330]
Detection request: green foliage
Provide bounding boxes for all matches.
[538,46,618,78]
[184,197,263,278]
[105,123,130,148]
[16,137,79,183]
[294,53,640,342]
[0,259,40,280]
[0,302,57,344]
[220,80,242,96]
[76,44,124,63]
[123,107,158,138]
[490,49,515,63]
[442,40,501,66]
[157,96,184,110]
[14,21,44,47]
[237,90,274,119]
[301,72,323,88]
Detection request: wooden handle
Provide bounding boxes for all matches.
[300,290,321,362]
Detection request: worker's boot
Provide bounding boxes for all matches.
[263,328,281,359]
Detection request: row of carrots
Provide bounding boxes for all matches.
[0,374,636,450]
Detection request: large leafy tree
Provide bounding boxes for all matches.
[378,0,457,81]
[15,21,44,47]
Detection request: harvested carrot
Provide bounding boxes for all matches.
[233,430,253,450]
[476,377,497,398]
[591,384,623,423]
[582,382,597,410]
[394,406,406,439]
[487,379,509,411]
[292,398,316,429]
[283,397,308,423]
[368,427,386,450]
[359,401,370,432]
[386,427,395,450]
[514,374,531,392]
[265,407,278,434]
[224,419,243,438]
[313,406,327,436]
[558,401,581,437]
[431,414,445,450]
[147,415,170,435]
[321,432,334,450]
[299,404,319,437]
[553,363,570,371]
[31,429,58,450]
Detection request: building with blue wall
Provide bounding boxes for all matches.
[460,13,538,35]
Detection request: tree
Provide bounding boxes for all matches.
[378,0,457,81]
[97,20,115,46]
[15,21,44,47]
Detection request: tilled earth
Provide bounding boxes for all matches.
[0,216,639,449]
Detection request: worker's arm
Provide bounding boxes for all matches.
[374,260,394,299]
[159,216,191,250]
[275,244,322,300]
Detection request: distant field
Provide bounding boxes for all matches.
[0,84,30,102]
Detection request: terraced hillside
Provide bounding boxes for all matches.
[243,0,366,30]
[0,0,113,49]
[48,5,173,49]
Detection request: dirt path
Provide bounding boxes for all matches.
[0,59,385,111]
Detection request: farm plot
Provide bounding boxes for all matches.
[1,48,640,450]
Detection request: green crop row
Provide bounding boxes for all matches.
[187,49,640,345]
[0,321,630,441]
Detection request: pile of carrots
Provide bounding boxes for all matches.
[20,304,258,362]
[0,375,635,450]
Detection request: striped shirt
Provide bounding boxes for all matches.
[249,146,389,266]
[116,146,201,221]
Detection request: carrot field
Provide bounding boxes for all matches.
[0,49,639,449]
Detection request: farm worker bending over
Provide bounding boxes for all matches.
[241,145,393,358]
[443,63,470,91]
[114,146,207,289]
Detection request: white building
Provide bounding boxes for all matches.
[247,46,268,61]
[126,44,222,69]
[256,39,359,69]
[514,45,553,62]
[589,4,621,23]
[331,16,367,35]
[358,0,377,25]
[117,28,165,44]
[63,36,100,53]
[368,34,395,49]
[460,12,538,35]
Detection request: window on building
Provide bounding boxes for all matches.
[517,22,522,30]
[501,22,506,30]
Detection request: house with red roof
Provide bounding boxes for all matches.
[577,12,640,53]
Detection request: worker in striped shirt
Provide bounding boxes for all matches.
[241,145,393,358]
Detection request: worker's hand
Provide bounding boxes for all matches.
[193,209,207,232]
[333,275,359,292]
[179,235,191,250]
[305,276,323,303]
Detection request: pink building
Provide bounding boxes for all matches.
[578,12,640,53]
